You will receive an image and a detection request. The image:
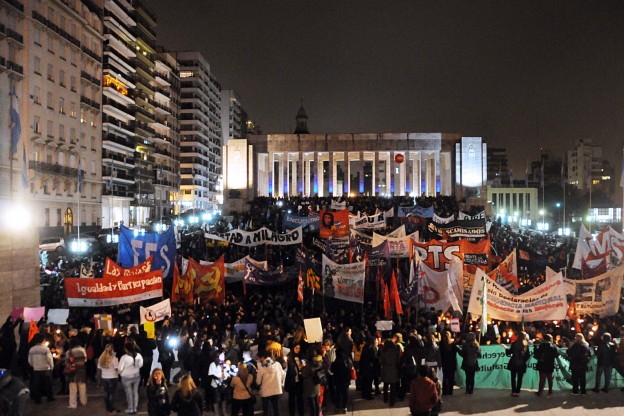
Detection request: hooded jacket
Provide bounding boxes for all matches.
[256,357,286,397]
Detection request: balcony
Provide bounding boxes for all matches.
[32,11,80,47]
[80,70,100,87]
[81,45,102,63]
[6,60,23,77]
[5,27,23,47]
[5,0,24,14]
[29,161,79,178]
[103,133,135,151]
[80,95,100,111]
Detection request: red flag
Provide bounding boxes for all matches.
[383,283,391,319]
[172,262,195,305]
[297,268,304,303]
[390,271,404,315]
[28,320,38,343]
[188,255,225,304]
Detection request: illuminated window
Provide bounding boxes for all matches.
[180,71,193,78]
[103,75,128,95]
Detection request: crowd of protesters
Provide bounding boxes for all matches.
[1,195,623,415]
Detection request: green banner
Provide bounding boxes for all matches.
[455,343,624,391]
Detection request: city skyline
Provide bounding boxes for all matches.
[146,0,624,174]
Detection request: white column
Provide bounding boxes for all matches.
[399,152,406,196]
[278,154,284,197]
[329,151,335,196]
[269,152,274,196]
[385,153,391,197]
[373,152,379,196]
[316,152,323,197]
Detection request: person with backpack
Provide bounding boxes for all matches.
[119,341,144,414]
[66,337,88,408]
[533,334,559,397]
[593,332,616,393]
[458,332,480,395]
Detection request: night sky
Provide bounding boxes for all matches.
[146,0,624,174]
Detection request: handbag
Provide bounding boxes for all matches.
[242,378,257,405]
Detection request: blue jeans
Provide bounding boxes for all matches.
[101,377,118,412]
[121,374,141,411]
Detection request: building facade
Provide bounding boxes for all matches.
[5,0,104,235]
[567,138,612,194]
[223,133,464,213]
[220,89,247,144]
[99,0,136,228]
[176,51,222,213]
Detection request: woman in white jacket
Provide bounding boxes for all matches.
[256,352,286,416]
[118,341,144,414]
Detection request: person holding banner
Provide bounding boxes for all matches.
[458,333,480,395]
[592,332,616,393]
[504,331,531,397]
[566,333,592,395]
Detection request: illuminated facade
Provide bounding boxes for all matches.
[223,133,466,213]
[454,137,488,199]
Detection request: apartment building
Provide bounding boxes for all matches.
[176,51,222,213]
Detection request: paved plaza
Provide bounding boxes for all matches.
[21,380,624,416]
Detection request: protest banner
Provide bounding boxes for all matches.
[468,268,568,322]
[139,299,172,324]
[397,205,434,218]
[322,255,365,303]
[188,256,225,304]
[118,225,176,279]
[372,231,418,258]
[319,210,350,239]
[65,270,163,307]
[103,256,153,279]
[283,213,320,232]
[411,239,463,271]
[205,227,303,247]
[564,264,624,317]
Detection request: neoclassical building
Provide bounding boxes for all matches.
[221,107,492,214]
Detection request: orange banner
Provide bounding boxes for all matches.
[103,256,154,279]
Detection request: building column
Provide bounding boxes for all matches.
[374,151,379,196]
[278,154,284,198]
[398,152,406,196]
[314,152,325,196]
[359,151,365,194]
[268,152,274,196]
[385,153,391,197]
[298,151,304,196]
[329,151,335,195]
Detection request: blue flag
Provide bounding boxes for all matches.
[118,225,176,279]
[9,83,21,156]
